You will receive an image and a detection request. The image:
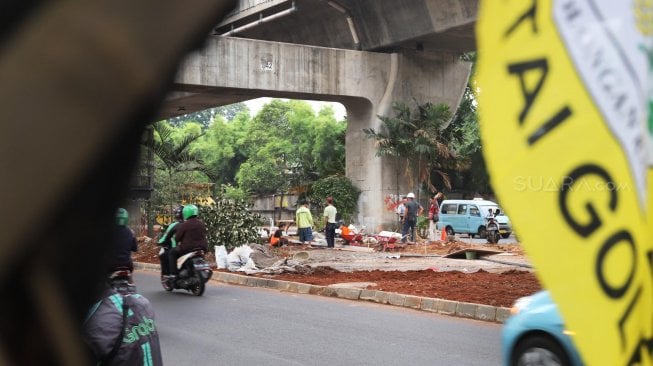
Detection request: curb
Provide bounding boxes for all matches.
[134,262,511,323]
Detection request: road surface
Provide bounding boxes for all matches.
[134,271,504,365]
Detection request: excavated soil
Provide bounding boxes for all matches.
[134,236,541,308]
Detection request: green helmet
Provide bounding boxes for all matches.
[116,208,129,226]
[182,204,199,220]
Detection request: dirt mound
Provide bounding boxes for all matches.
[135,236,541,308]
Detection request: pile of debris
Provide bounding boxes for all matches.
[216,243,315,275]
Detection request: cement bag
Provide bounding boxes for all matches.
[226,245,254,271]
[240,257,258,272]
[378,230,402,240]
[215,245,228,269]
[226,251,244,271]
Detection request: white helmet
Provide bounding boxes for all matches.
[407,192,415,198]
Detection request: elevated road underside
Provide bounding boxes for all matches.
[158,0,477,228]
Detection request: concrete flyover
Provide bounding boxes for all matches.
[158,0,477,228]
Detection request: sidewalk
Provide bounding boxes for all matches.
[135,261,513,323]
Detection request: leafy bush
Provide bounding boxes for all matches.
[201,189,263,251]
[308,175,361,224]
[417,216,430,239]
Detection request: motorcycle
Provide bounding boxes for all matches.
[161,249,212,296]
[485,209,501,244]
[108,267,136,295]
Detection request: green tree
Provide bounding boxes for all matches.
[448,83,489,194]
[192,99,347,208]
[146,121,215,208]
[194,113,250,186]
[411,101,460,194]
[445,53,491,195]
[309,175,361,224]
[363,104,413,198]
[235,100,296,195]
[235,99,346,196]
[222,184,249,201]
[236,155,287,195]
[148,121,215,179]
[168,103,249,128]
[312,107,346,177]
[364,101,461,199]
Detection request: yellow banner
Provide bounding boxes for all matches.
[476,0,653,364]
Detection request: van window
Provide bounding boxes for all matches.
[480,205,499,217]
[441,203,457,214]
[469,205,480,217]
[457,204,468,215]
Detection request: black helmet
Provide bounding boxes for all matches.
[173,205,184,221]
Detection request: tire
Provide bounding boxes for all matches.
[511,335,571,366]
[477,226,487,239]
[487,232,499,244]
[191,274,205,296]
[445,226,454,237]
[501,233,511,239]
[161,277,174,292]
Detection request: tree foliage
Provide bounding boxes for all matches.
[147,121,215,180]
[308,175,361,224]
[143,100,349,230]
[236,155,287,195]
[447,54,491,195]
[145,121,216,210]
[194,114,248,186]
[154,100,348,204]
[168,103,249,128]
[222,99,346,195]
[364,101,461,198]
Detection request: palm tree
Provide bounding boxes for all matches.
[144,121,217,209]
[147,121,216,180]
[364,101,461,200]
[363,103,414,199]
[412,101,462,194]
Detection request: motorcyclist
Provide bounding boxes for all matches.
[167,204,208,279]
[157,205,183,277]
[485,208,500,243]
[108,208,138,283]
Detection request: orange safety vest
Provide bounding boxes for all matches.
[270,236,279,246]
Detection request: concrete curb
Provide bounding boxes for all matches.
[134,262,511,323]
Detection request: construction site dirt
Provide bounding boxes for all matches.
[134,238,541,308]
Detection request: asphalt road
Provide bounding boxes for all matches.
[135,271,503,365]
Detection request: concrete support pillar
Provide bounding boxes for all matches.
[345,50,471,230]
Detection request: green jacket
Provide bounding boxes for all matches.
[295,206,314,228]
[157,221,179,248]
